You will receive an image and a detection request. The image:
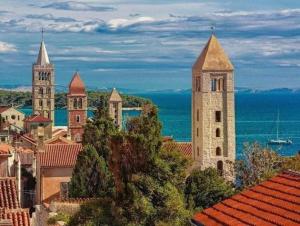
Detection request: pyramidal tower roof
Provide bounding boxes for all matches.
[69,72,86,95]
[109,88,122,102]
[193,34,233,71]
[36,41,50,66]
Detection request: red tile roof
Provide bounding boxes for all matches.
[68,72,86,95]
[0,107,10,114]
[193,171,300,226]
[163,141,192,157]
[39,144,82,168]
[0,178,19,209]
[24,115,51,123]
[0,209,30,226]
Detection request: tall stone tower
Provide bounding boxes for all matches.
[67,72,87,142]
[192,34,235,179]
[109,88,122,129]
[32,39,55,123]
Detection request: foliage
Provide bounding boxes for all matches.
[282,154,300,171]
[0,89,149,108]
[69,104,191,225]
[69,145,115,198]
[184,168,235,211]
[235,142,282,188]
[47,212,71,225]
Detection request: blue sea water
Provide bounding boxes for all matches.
[22,92,300,158]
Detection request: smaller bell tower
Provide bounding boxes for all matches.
[109,88,123,129]
[67,72,87,142]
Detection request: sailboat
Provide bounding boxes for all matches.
[268,111,292,145]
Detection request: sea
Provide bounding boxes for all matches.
[21,92,300,158]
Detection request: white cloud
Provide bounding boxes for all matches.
[107,17,155,29]
[0,41,17,53]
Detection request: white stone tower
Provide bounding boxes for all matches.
[32,38,55,124]
[109,88,122,129]
[192,34,235,179]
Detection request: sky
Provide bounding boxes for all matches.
[0,0,300,92]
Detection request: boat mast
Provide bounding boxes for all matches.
[276,110,279,140]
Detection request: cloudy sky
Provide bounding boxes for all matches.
[0,0,300,92]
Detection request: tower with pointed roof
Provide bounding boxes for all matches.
[192,34,235,180]
[67,72,87,142]
[109,88,122,129]
[32,38,55,124]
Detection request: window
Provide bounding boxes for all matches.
[217,161,223,176]
[39,100,43,107]
[197,109,199,122]
[197,128,199,137]
[215,111,221,122]
[76,115,80,123]
[47,100,51,107]
[47,88,51,95]
[196,77,201,92]
[216,147,222,156]
[218,79,224,91]
[78,98,82,109]
[11,115,16,120]
[197,147,200,156]
[73,99,78,109]
[17,115,20,121]
[211,79,217,91]
[39,87,43,95]
[216,128,220,137]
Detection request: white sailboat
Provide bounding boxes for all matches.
[268,111,292,145]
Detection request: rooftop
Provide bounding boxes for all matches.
[109,88,122,102]
[193,34,234,72]
[0,178,19,209]
[36,40,50,66]
[193,171,300,226]
[68,72,86,95]
[0,107,11,114]
[39,144,82,168]
[162,141,192,157]
[24,115,52,123]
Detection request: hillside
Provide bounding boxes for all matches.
[0,90,150,109]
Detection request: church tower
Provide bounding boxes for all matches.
[67,72,88,142]
[192,34,235,179]
[109,88,122,129]
[32,39,55,124]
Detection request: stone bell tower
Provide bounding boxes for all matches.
[67,72,87,142]
[32,38,55,124]
[109,88,123,130]
[192,34,235,179]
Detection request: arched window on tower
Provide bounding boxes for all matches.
[78,98,82,109]
[73,98,78,109]
[39,87,43,95]
[216,147,222,156]
[216,128,221,137]
[197,147,200,157]
[217,161,223,176]
[39,100,43,107]
[47,88,51,95]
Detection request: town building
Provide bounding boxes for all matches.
[192,170,300,225]
[109,88,123,129]
[67,72,88,142]
[32,39,55,124]
[192,34,235,179]
[36,144,82,204]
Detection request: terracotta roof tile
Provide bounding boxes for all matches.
[162,141,192,157]
[0,209,30,226]
[193,171,300,226]
[68,72,86,95]
[0,178,19,209]
[39,144,82,167]
[24,115,51,123]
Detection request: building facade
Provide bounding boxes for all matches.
[109,88,122,129]
[32,39,55,124]
[67,72,87,142]
[192,34,235,179]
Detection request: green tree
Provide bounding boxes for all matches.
[185,167,235,211]
[69,145,115,198]
[235,142,282,188]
